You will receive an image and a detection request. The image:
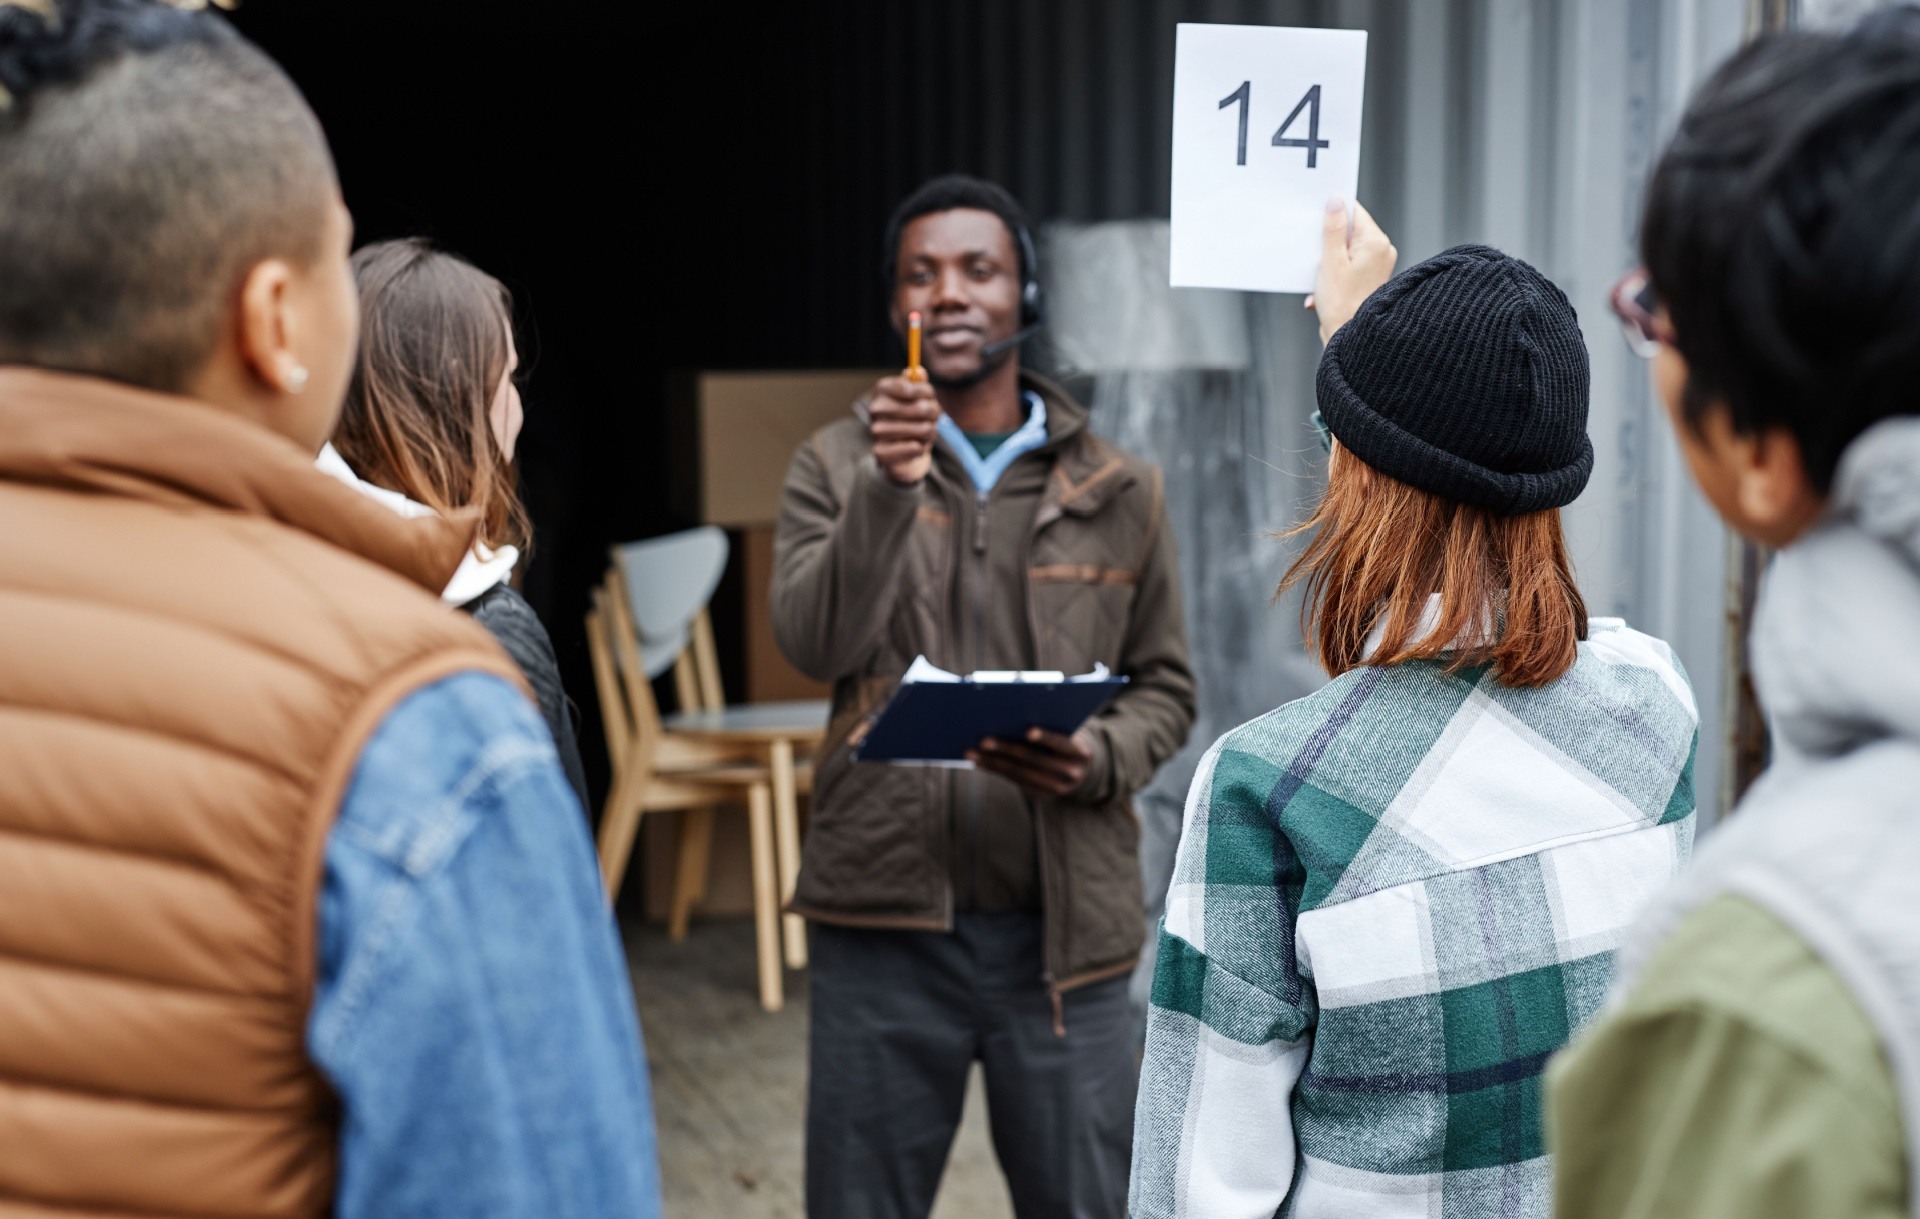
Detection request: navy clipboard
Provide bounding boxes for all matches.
[855,657,1128,765]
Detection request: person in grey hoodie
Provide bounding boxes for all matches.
[1550,11,1920,1218]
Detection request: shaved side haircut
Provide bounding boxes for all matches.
[0,0,337,391]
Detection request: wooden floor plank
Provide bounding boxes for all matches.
[624,916,1016,1219]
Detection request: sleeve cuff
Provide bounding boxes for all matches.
[858,453,927,503]
[1068,724,1116,805]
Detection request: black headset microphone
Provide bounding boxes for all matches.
[983,220,1046,361]
[977,320,1040,362]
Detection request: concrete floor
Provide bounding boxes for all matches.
[624,915,1015,1219]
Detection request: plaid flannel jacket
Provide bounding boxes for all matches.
[1130,619,1698,1219]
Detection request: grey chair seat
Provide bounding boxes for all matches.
[663,700,831,736]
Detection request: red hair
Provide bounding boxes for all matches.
[1281,451,1587,688]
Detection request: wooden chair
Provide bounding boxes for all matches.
[586,529,826,1010]
[607,532,826,968]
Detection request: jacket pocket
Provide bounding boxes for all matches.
[1043,798,1147,981]
[1028,567,1136,674]
[798,756,940,919]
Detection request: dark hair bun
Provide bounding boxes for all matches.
[0,0,226,118]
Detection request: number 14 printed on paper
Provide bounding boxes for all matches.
[1169,24,1367,294]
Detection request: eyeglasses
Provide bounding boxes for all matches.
[1310,409,1332,454]
[1609,269,1673,359]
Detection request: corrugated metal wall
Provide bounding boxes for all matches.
[784,0,1755,812]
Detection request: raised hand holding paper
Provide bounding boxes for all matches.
[1169,23,1368,293]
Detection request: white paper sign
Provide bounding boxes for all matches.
[1169,23,1368,294]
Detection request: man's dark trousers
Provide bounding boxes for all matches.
[805,913,1136,1219]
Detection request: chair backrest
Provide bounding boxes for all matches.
[683,605,724,712]
[586,583,662,771]
[588,527,734,792]
[613,527,729,681]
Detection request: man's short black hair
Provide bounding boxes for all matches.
[0,0,336,392]
[881,173,1033,291]
[1642,5,1920,492]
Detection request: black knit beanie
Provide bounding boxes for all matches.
[1316,244,1593,515]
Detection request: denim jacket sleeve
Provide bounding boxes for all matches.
[308,671,662,1219]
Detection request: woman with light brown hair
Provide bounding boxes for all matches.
[320,237,588,807]
[1129,211,1701,1219]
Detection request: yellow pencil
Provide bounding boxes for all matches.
[906,310,926,382]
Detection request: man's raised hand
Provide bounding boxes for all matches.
[867,375,940,487]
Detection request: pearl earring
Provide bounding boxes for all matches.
[286,366,310,394]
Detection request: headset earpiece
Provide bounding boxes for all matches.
[1014,221,1044,328]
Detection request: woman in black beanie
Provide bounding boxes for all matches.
[1129,204,1700,1219]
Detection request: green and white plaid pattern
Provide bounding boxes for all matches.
[1130,619,1698,1219]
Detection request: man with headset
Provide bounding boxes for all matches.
[772,174,1196,1217]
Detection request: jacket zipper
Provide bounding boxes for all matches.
[1025,487,1069,1037]
[956,422,1076,1029]
[973,464,1072,1039]
[1033,792,1068,1038]
[966,488,989,909]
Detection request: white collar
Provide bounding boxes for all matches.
[315,443,519,606]
[1360,594,1497,662]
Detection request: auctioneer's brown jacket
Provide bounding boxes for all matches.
[0,369,521,1218]
[773,371,1196,1001]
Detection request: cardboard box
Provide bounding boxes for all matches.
[678,369,890,527]
[671,368,877,704]
[643,370,870,919]
[741,524,828,703]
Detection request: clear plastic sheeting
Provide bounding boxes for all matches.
[1036,219,1330,1019]
[1802,0,1903,27]
[1042,222,1252,372]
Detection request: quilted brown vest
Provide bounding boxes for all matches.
[0,369,524,1218]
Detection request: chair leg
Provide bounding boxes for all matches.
[769,738,808,970]
[596,770,646,900]
[745,782,784,1013]
[667,807,715,941]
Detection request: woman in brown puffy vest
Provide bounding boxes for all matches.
[0,2,661,1215]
